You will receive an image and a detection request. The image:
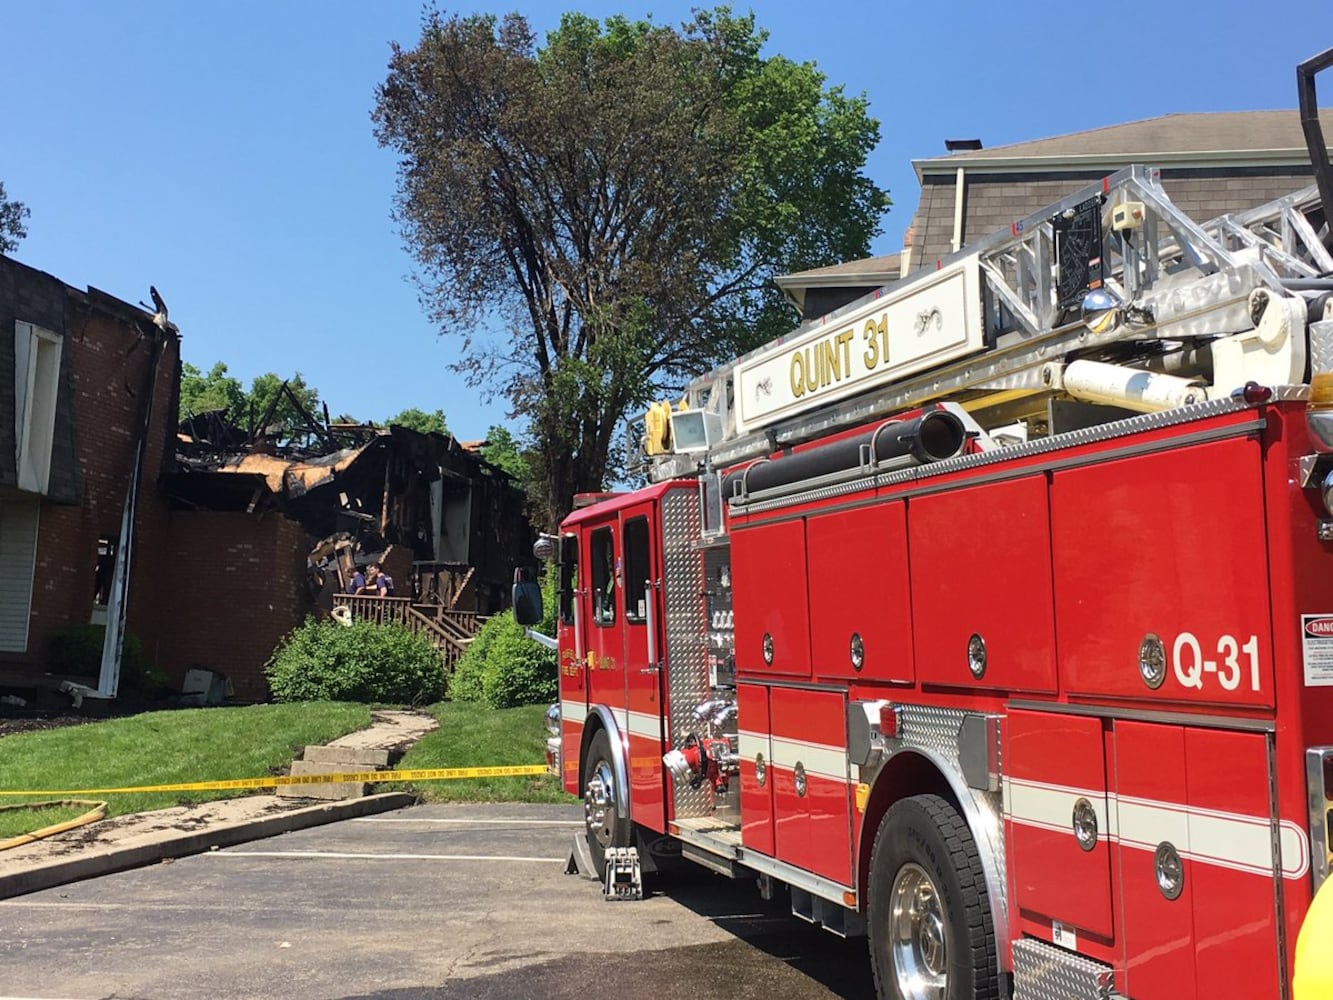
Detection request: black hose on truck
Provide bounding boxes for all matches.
[721,407,966,501]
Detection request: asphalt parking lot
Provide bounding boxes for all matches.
[0,802,874,1000]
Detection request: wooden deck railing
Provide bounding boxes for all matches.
[331,594,487,672]
[334,594,413,626]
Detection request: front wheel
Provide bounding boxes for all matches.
[867,794,999,1000]
[582,728,631,879]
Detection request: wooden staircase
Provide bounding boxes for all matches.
[331,595,486,673]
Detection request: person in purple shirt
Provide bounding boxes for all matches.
[347,568,366,594]
[367,563,394,596]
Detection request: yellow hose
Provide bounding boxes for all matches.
[0,799,107,851]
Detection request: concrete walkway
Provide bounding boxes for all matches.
[0,708,439,900]
[277,709,440,800]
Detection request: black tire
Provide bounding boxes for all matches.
[582,728,631,879]
[867,794,999,1000]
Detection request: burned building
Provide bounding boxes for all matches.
[175,420,532,618]
[170,415,533,694]
[2,253,532,703]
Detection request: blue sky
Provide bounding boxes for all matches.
[3,0,1328,440]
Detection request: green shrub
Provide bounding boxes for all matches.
[479,614,557,709]
[449,570,557,709]
[48,624,168,693]
[265,618,446,704]
[448,618,495,703]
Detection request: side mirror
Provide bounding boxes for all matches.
[513,567,543,626]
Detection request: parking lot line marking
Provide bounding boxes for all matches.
[2,901,221,911]
[350,818,582,826]
[209,850,562,862]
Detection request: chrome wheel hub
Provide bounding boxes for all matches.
[889,863,948,1000]
[584,760,615,848]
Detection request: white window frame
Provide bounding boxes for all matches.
[15,319,63,495]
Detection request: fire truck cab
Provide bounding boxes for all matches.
[523,48,1333,1000]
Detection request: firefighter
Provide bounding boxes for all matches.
[1295,876,1333,998]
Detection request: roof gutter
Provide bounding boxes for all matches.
[774,271,901,290]
[913,147,1322,182]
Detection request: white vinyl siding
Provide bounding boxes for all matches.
[0,495,40,651]
[14,320,63,495]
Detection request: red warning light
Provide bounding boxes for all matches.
[878,703,899,739]
[1242,381,1273,404]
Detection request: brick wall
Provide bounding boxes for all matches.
[1,269,181,682]
[1,259,315,703]
[153,511,311,701]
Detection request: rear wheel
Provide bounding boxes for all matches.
[867,794,998,1000]
[582,729,631,878]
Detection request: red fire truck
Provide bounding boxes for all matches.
[518,50,1333,1000]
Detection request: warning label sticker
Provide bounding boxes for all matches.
[1301,615,1333,686]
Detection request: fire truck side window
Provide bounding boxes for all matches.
[558,534,578,626]
[590,527,616,626]
[623,517,649,624]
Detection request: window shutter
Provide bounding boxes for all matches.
[0,496,39,652]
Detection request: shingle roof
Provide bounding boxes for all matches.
[774,253,901,314]
[914,109,1333,176]
[776,253,900,286]
[777,109,1332,307]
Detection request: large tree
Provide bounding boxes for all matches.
[0,181,30,255]
[374,8,888,524]
[479,424,530,481]
[179,361,323,442]
[387,406,450,435]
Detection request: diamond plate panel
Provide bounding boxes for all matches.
[897,704,968,761]
[892,703,1007,936]
[1012,937,1122,1000]
[1312,319,1333,376]
[661,488,714,819]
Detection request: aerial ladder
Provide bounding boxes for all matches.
[634,165,1333,500]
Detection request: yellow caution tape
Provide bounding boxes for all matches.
[0,764,549,797]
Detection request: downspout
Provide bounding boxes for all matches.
[951,167,966,254]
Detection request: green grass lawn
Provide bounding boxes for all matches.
[389,702,572,803]
[0,703,371,818]
[0,700,567,843]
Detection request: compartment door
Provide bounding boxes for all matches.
[910,475,1057,693]
[1006,710,1114,940]
[1182,728,1280,999]
[1051,436,1274,707]
[807,500,913,683]
[1113,721,1196,999]
[770,686,853,885]
[738,682,775,855]
[731,518,812,677]
[1115,723,1282,1000]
